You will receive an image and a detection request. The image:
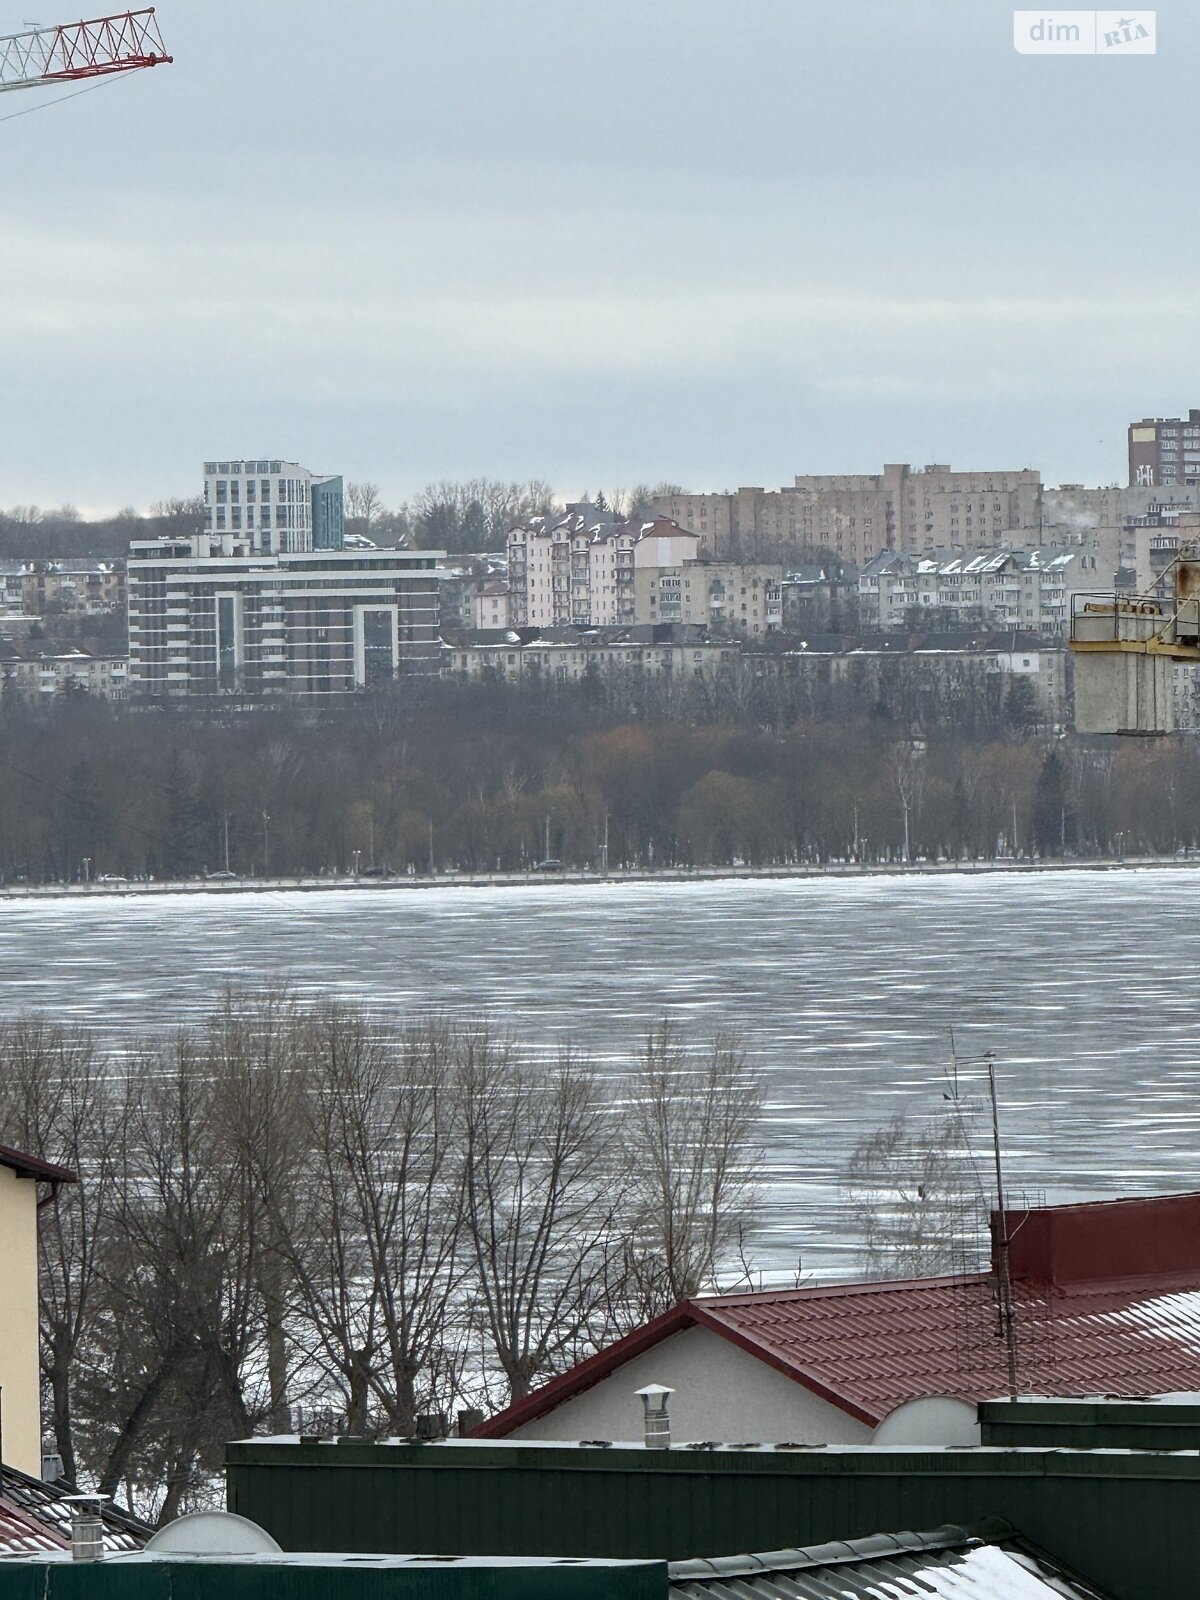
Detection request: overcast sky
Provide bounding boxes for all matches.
[1,0,1194,513]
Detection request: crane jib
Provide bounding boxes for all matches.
[0,8,172,94]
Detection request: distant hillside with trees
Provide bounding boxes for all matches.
[0,673,1193,883]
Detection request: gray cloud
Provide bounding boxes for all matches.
[1,0,1195,510]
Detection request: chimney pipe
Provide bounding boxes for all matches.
[65,1496,106,1562]
[635,1384,674,1449]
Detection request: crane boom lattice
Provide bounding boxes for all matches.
[0,9,170,93]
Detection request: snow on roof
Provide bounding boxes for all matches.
[668,1527,1113,1599]
[0,1465,147,1555]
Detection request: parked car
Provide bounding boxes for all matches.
[534,859,564,872]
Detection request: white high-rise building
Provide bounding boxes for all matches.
[202,459,344,555]
[127,535,441,699]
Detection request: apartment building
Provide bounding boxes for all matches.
[859,546,1099,634]
[638,558,782,636]
[6,562,125,616]
[202,459,344,554]
[654,465,1042,563]
[444,630,738,684]
[127,534,441,699]
[750,639,1068,725]
[0,645,127,700]
[508,512,781,637]
[507,505,634,629]
[1128,410,1200,487]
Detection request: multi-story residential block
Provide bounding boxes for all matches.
[0,645,127,700]
[654,465,1042,563]
[127,535,441,699]
[779,564,860,634]
[444,629,1067,725]
[747,638,1068,726]
[507,504,633,629]
[12,562,125,616]
[508,512,781,637]
[202,459,344,554]
[1128,411,1200,487]
[859,546,1100,634]
[443,630,738,684]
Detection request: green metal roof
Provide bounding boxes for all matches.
[668,1525,1114,1600]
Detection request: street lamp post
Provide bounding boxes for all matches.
[352,849,361,878]
[262,812,270,879]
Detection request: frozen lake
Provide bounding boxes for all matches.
[1,869,1194,1280]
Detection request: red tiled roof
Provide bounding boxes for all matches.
[476,1193,1200,1437]
[700,1272,1200,1426]
[0,1465,147,1554]
[476,1272,1200,1435]
[0,1498,67,1555]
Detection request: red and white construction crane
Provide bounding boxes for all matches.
[0,8,170,93]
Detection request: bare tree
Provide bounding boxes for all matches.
[241,1005,466,1434]
[617,1023,762,1320]
[86,1041,267,1521]
[843,1109,986,1280]
[457,1029,624,1405]
[345,482,384,532]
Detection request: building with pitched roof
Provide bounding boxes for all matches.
[0,1147,75,1476]
[472,1192,1200,1448]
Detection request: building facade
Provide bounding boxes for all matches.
[1128,411,1200,487]
[654,464,1043,563]
[443,633,738,684]
[859,546,1100,634]
[0,1150,75,1478]
[508,514,781,637]
[3,562,125,617]
[127,535,441,699]
[0,646,127,700]
[202,459,345,554]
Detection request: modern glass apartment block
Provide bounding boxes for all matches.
[127,536,442,699]
[311,475,345,550]
[202,460,345,554]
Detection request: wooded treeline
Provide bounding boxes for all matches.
[0,1001,760,1522]
[1,672,1198,883]
[0,481,685,561]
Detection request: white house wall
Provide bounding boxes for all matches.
[508,1324,871,1445]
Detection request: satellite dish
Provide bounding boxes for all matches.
[871,1395,980,1447]
[144,1511,282,1556]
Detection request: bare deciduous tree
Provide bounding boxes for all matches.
[617,1022,762,1320]
[457,1030,624,1404]
[843,1109,986,1280]
[345,482,384,532]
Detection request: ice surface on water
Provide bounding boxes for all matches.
[2,868,1196,1280]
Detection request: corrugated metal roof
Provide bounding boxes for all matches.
[668,1526,1113,1599]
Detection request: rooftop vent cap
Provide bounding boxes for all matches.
[64,1494,107,1562]
[636,1383,674,1450]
